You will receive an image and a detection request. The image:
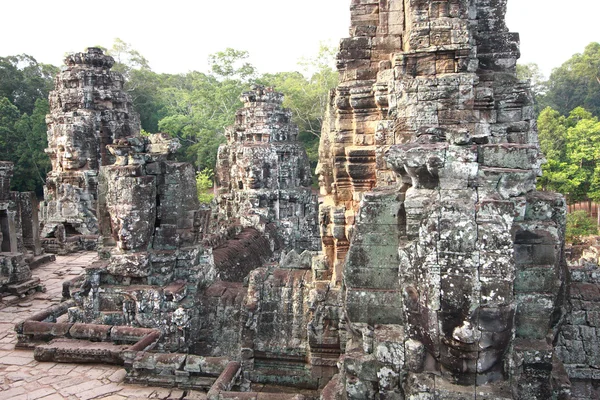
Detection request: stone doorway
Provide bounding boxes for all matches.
[0,209,13,252]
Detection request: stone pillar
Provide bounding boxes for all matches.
[0,162,17,254]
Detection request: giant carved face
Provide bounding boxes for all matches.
[390,144,516,385]
[106,175,156,252]
[50,113,98,171]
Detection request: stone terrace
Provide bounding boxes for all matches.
[0,252,207,400]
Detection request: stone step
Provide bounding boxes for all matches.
[28,253,57,270]
[5,277,42,295]
[34,337,129,364]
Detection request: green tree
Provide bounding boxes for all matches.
[545,42,600,117]
[157,49,255,171]
[106,38,150,79]
[209,48,256,81]
[538,106,600,204]
[0,54,58,115]
[0,97,21,159]
[259,43,338,167]
[0,55,57,194]
[127,68,172,133]
[196,168,214,204]
[537,107,567,162]
[566,210,598,244]
[0,97,50,195]
[13,99,52,195]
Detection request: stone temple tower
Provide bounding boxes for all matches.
[316,0,570,398]
[215,85,320,254]
[40,47,140,253]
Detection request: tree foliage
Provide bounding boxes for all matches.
[196,168,214,204]
[0,97,51,195]
[566,210,598,244]
[106,38,150,79]
[0,55,57,194]
[543,42,600,117]
[0,55,58,115]
[157,51,255,171]
[538,106,600,203]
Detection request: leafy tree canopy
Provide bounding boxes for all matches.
[0,55,56,194]
[538,106,600,203]
[0,54,58,115]
[543,42,600,117]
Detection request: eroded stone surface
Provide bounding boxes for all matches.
[0,252,207,400]
[215,86,320,255]
[40,47,141,254]
[67,134,217,353]
[0,161,45,298]
[315,0,570,398]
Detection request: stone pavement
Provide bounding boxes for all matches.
[0,252,207,400]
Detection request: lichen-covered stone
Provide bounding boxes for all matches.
[68,134,216,352]
[315,0,569,398]
[0,161,44,297]
[215,86,320,255]
[40,47,141,253]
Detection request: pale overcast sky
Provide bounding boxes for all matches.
[0,0,598,78]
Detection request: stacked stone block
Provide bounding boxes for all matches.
[0,161,44,297]
[555,265,600,399]
[316,0,570,398]
[215,86,320,255]
[40,47,141,253]
[68,134,216,352]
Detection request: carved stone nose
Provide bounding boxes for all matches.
[452,321,481,344]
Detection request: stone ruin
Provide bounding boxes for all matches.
[317,0,569,398]
[40,47,141,254]
[13,1,600,399]
[0,161,48,299]
[215,85,320,255]
[68,133,216,352]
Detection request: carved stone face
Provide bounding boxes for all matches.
[111,210,151,251]
[391,143,516,385]
[245,166,263,189]
[405,277,514,384]
[315,160,333,196]
[106,175,156,252]
[51,119,98,171]
[436,304,513,382]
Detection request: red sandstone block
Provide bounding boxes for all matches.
[574,283,600,302]
[69,323,111,341]
[22,321,72,337]
[129,331,160,351]
[110,325,156,342]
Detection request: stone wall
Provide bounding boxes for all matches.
[556,261,600,399]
